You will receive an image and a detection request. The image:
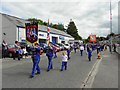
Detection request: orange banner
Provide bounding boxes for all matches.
[89,35,96,43]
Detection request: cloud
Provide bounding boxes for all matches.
[0,0,119,39]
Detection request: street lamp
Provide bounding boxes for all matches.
[110,0,113,54]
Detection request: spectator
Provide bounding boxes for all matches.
[18,47,24,60]
[2,40,8,59]
[60,52,68,71]
[113,44,116,52]
[13,41,20,60]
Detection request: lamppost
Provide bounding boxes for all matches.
[110,0,113,54]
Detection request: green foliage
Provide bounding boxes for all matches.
[106,32,115,40]
[66,20,82,40]
[27,18,65,31]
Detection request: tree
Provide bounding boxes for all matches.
[106,32,115,40]
[66,20,82,40]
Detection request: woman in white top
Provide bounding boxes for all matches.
[61,52,68,71]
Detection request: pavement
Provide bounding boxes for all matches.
[92,50,118,88]
[1,49,119,88]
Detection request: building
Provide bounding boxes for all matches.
[1,13,74,44]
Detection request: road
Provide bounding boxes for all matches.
[2,49,118,88]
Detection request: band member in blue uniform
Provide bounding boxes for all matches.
[73,43,77,53]
[30,43,40,78]
[88,48,92,61]
[67,48,71,60]
[46,43,54,72]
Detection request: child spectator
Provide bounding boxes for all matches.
[60,52,68,71]
[18,47,24,60]
[23,47,28,58]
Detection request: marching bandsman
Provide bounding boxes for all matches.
[30,43,41,78]
[67,48,71,60]
[88,48,92,61]
[46,43,54,72]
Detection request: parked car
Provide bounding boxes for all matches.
[39,43,49,53]
[62,43,70,50]
[7,44,16,58]
[56,43,64,50]
[19,42,28,48]
[52,44,61,52]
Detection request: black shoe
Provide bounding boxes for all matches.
[29,75,34,78]
[35,72,40,75]
[47,70,50,72]
[60,69,63,71]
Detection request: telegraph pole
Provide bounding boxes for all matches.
[110,0,113,53]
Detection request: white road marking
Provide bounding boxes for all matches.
[81,58,102,88]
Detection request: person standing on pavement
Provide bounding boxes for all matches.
[113,44,116,52]
[17,47,24,60]
[2,40,8,59]
[108,44,112,53]
[46,43,54,72]
[13,41,21,60]
[60,52,68,71]
[80,45,84,56]
[30,43,41,78]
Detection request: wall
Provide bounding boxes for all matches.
[38,31,47,40]
[50,33,59,43]
[2,15,16,44]
[17,27,26,42]
[0,14,2,44]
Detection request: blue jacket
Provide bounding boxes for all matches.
[67,49,70,54]
[33,47,40,63]
[46,46,53,57]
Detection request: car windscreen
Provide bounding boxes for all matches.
[8,45,15,48]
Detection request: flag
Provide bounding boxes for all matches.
[47,19,50,44]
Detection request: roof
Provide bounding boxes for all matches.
[1,13,74,38]
[38,25,73,38]
[1,13,29,27]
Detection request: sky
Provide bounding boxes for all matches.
[0,0,119,39]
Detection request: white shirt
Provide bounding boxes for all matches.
[62,55,68,62]
[80,46,84,50]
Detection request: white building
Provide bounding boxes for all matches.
[1,13,74,44]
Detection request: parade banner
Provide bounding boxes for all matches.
[89,34,96,43]
[25,23,38,44]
